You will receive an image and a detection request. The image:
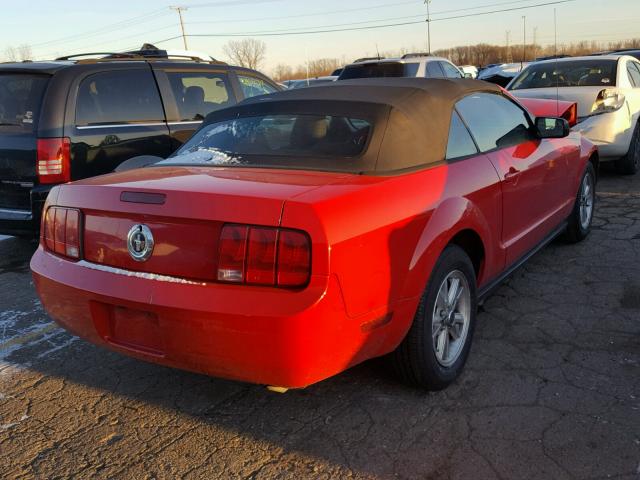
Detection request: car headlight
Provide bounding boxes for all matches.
[591,89,625,115]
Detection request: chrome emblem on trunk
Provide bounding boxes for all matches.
[127,224,154,262]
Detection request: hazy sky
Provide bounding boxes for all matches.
[2,0,639,73]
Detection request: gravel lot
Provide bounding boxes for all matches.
[1,169,639,479]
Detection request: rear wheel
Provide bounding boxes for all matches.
[616,122,639,175]
[564,162,596,243]
[391,245,477,390]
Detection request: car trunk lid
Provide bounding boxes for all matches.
[57,166,347,281]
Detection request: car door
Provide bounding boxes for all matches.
[67,66,172,179]
[153,66,237,150]
[456,92,569,265]
[440,61,464,79]
[624,60,640,131]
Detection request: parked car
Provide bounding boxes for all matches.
[478,62,529,87]
[610,49,640,61]
[32,78,597,391]
[0,50,280,236]
[288,76,338,89]
[338,53,464,80]
[507,55,640,174]
[458,65,479,79]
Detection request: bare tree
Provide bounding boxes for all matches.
[3,44,33,62]
[223,38,266,70]
[273,63,293,82]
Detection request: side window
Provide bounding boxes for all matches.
[237,75,277,99]
[627,62,640,88]
[441,62,463,79]
[456,93,534,152]
[75,70,164,126]
[166,72,234,121]
[425,62,445,78]
[446,110,478,160]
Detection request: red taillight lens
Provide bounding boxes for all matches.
[277,230,311,287]
[246,227,277,285]
[42,206,81,260]
[562,103,578,128]
[37,138,71,184]
[217,224,311,288]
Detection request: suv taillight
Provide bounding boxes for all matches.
[37,138,71,184]
[218,225,311,288]
[43,206,81,259]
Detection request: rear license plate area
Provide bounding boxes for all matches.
[91,302,164,356]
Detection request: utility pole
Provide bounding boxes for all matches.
[170,6,189,50]
[424,0,432,54]
[506,30,511,62]
[522,15,526,66]
[533,26,538,58]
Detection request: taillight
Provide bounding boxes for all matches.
[42,206,81,259]
[218,224,311,288]
[562,103,578,127]
[37,138,71,184]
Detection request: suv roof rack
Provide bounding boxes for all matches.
[353,57,385,63]
[55,45,224,65]
[401,53,432,59]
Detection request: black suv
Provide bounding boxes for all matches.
[0,51,280,236]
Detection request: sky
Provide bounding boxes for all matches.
[1,0,639,74]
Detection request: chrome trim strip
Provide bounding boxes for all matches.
[167,121,203,126]
[76,122,167,130]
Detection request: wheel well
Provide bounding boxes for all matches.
[448,229,485,279]
[589,152,600,180]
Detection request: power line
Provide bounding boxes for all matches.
[165,0,578,39]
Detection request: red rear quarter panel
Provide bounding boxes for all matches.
[282,155,504,363]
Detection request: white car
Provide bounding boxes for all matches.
[338,54,464,80]
[507,55,640,174]
[459,65,479,79]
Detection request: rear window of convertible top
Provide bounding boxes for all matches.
[158,114,373,172]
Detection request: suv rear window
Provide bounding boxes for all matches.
[339,62,419,80]
[76,70,164,126]
[161,114,372,170]
[0,74,49,132]
[509,60,618,89]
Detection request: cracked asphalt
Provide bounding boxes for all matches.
[1,169,639,480]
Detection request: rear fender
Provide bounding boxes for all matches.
[400,196,494,305]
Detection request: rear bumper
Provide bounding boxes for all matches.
[574,109,634,161]
[0,185,50,236]
[31,247,404,388]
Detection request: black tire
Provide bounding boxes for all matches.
[564,162,596,243]
[390,245,477,390]
[616,122,639,175]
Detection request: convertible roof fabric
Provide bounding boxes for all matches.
[204,78,503,173]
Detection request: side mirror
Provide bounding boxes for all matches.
[535,117,570,139]
[114,155,164,173]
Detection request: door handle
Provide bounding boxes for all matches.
[504,166,520,179]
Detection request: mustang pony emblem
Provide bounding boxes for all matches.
[127,224,154,262]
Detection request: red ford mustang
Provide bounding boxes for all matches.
[31,78,598,390]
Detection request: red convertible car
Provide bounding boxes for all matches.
[31,78,598,390]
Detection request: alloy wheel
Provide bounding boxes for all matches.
[432,270,471,367]
[579,171,595,230]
